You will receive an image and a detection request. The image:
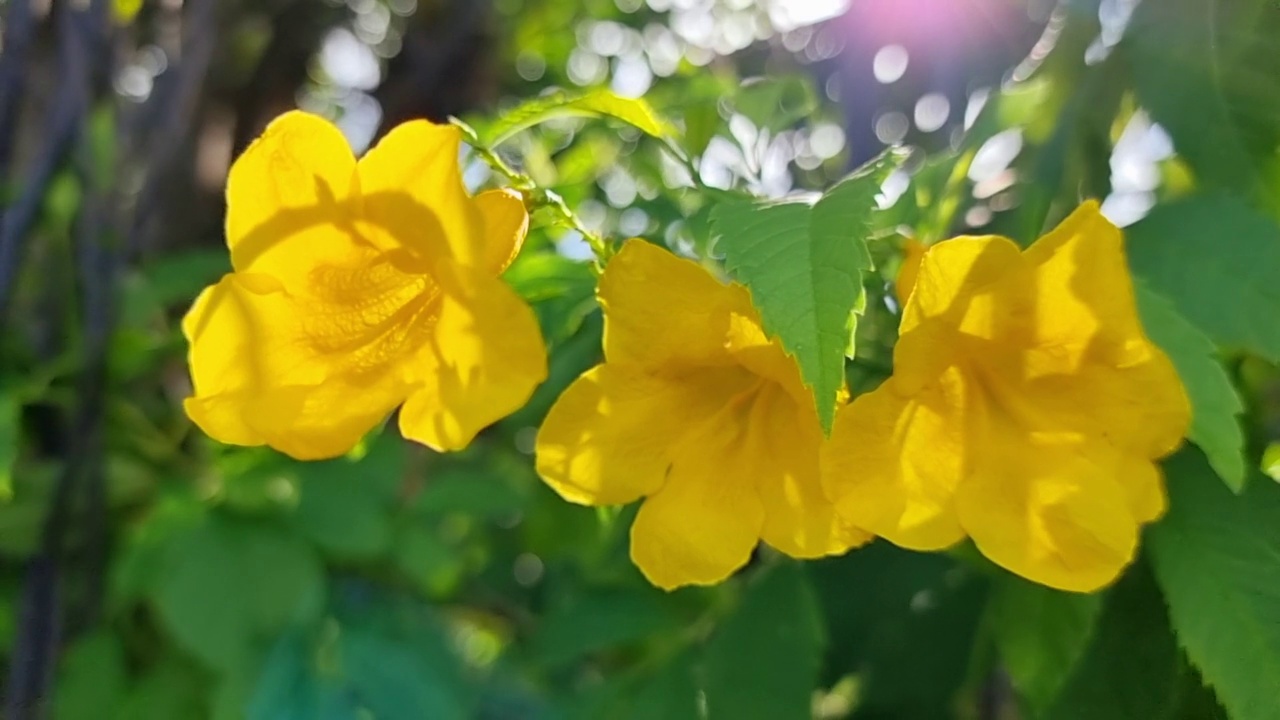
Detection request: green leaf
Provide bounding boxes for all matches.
[340,622,470,719]
[712,152,899,431]
[144,250,231,308]
[813,156,902,355]
[152,514,325,670]
[733,76,819,132]
[988,575,1103,713]
[292,458,394,561]
[0,393,18,501]
[809,542,990,717]
[1122,0,1280,195]
[53,632,128,720]
[683,101,720,158]
[484,89,675,146]
[249,606,472,720]
[1147,449,1280,720]
[503,251,599,347]
[414,465,526,520]
[703,562,824,720]
[116,659,207,720]
[628,652,700,720]
[248,633,363,720]
[1127,194,1280,362]
[1044,562,1180,720]
[1172,664,1231,720]
[1134,283,1247,491]
[532,587,684,668]
[393,521,465,599]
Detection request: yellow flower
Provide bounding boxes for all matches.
[895,238,926,309]
[183,111,547,460]
[822,202,1190,592]
[535,240,869,590]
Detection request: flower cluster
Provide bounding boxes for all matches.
[187,113,1190,594]
[823,203,1190,591]
[535,240,869,589]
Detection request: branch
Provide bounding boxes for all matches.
[0,0,39,178]
[0,1,97,321]
[2,1,109,716]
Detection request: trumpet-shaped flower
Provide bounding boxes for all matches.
[535,240,869,590]
[183,111,546,459]
[822,202,1190,592]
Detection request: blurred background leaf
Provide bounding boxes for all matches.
[0,0,1277,718]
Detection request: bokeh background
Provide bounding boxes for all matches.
[0,0,1278,718]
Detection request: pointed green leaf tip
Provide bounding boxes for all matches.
[482,89,675,146]
[711,150,903,433]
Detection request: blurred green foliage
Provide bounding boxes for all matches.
[2,0,1280,718]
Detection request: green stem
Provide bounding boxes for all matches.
[450,117,613,270]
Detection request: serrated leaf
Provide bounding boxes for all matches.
[1147,449,1280,720]
[485,89,675,146]
[703,562,824,720]
[712,153,899,431]
[1127,194,1280,362]
[1044,562,1180,720]
[1134,283,1247,491]
[988,575,1103,713]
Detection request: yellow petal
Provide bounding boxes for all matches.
[630,407,766,590]
[1117,453,1167,523]
[1015,201,1190,454]
[186,382,403,461]
[900,235,1024,335]
[978,352,1188,469]
[475,189,530,274]
[183,273,410,459]
[955,424,1139,592]
[535,364,754,506]
[357,121,484,265]
[600,240,750,372]
[968,357,1177,524]
[225,111,362,283]
[398,260,547,451]
[894,236,1024,392]
[822,366,971,549]
[753,385,871,558]
[1022,201,1138,348]
[895,238,926,308]
[989,201,1143,372]
[724,312,813,409]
